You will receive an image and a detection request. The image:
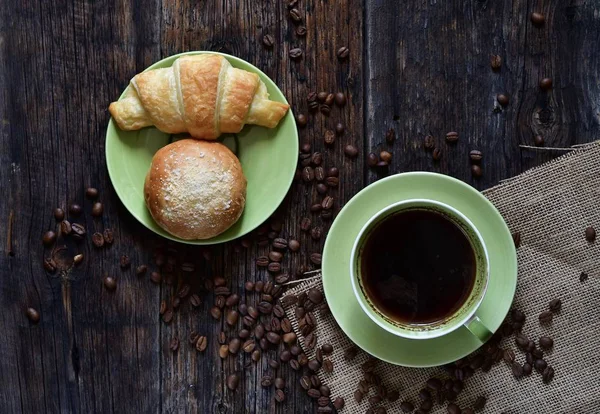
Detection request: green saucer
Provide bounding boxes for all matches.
[322,172,517,367]
[105,52,298,245]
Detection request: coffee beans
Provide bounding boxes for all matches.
[423,135,434,150]
[534,135,545,147]
[531,12,545,26]
[469,150,483,162]
[539,77,553,91]
[296,114,307,128]
[367,153,378,167]
[511,362,524,378]
[308,288,323,304]
[103,276,117,291]
[585,226,596,242]
[162,309,173,323]
[337,46,349,60]
[539,310,553,324]
[262,34,275,48]
[503,349,515,363]
[490,54,502,71]
[380,151,392,163]
[534,358,548,374]
[512,232,521,248]
[272,238,288,250]
[323,129,336,146]
[69,203,82,216]
[289,48,303,60]
[26,307,40,323]
[169,337,179,352]
[497,94,509,106]
[432,147,442,161]
[539,336,554,350]
[73,254,84,266]
[42,231,56,246]
[344,144,358,158]
[289,8,302,22]
[227,373,240,390]
[542,366,555,383]
[296,25,307,36]
[427,378,442,390]
[310,253,322,265]
[91,202,103,217]
[150,271,162,284]
[54,208,65,221]
[549,298,561,312]
[85,187,98,199]
[92,232,104,247]
[120,255,130,269]
[302,166,315,182]
[333,397,345,409]
[523,362,532,376]
[445,131,459,143]
[311,226,322,240]
[400,401,414,412]
[471,165,482,178]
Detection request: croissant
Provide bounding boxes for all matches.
[109,54,290,139]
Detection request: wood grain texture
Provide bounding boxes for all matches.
[0,0,362,413]
[1,0,599,413]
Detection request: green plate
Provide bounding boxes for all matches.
[322,172,517,367]
[105,52,298,244]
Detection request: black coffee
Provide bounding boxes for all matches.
[360,209,476,324]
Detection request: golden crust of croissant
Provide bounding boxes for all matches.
[109,54,289,139]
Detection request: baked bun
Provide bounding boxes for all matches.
[144,139,247,240]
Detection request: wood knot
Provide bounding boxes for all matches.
[533,105,555,127]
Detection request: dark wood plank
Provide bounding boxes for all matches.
[0,0,363,413]
[365,0,600,188]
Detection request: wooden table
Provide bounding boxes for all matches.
[2,1,599,412]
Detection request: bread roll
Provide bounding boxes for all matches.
[144,139,247,240]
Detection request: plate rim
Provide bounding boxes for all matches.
[105,51,297,245]
[322,171,518,367]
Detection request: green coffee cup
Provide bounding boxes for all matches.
[350,199,492,341]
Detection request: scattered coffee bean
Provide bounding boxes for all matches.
[344,346,358,361]
[534,135,545,147]
[497,94,509,106]
[380,150,392,162]
[210,306,222,320]
[337,46,349,60]
[69,203,82,216]
[73,254,84,265]
[289,48,303,60]
[135,265,147,276]
[71,222,86,239]
[295,25,307,36]
[103,276,117,291]
[226,373,240,390]
[427,378,442,390]
[308,288,324,304]
[332,92,346,108]
[310,227,322,240]
[490,54,502,70]
[531,12,545,26]
[85,187,99,199]
[534,358,548,373]
[26,307,40,323]
[296,113,307,128]
[432,147,442,161]
[289,8,302,22]
[92,232,104,247]
[446,403,461,414]
[289,359,301,370]
[322,359,333,373]
[226,310,239,326]
[503,349,515,363]
[523,362,532,376]
[310,253,322,265]
[446,131,459,143]
[272,238,288,250]
[302,166,315,182]
[42,231,56,246]
[471,165,482,178]
[539,310,553,324]
[169,337,180,352]
[422,135,434,150]
[469,150,483,162]
[512,232,521,248]
[542,366,555,384]
[320,104,331,116]
[150,271,162,284]
[549,298,561,312]
[262,34,275,48]
[354,389,363,403]
[91,202,104,217]
[54,208,65,221]
[367,153,379,167]
[539,336,554,350]
[473,395,486,411]
[100,229,113,245]
[539,78,554,92]
[324,94,334,107]
[311,152,323,166]
[585,226,596,242]
[511,362,523,378]
[344,144,358,158]
[400,401,414,413]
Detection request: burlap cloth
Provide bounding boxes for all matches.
[281,142,600,413]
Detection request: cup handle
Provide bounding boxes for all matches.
[464,315,493,343]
